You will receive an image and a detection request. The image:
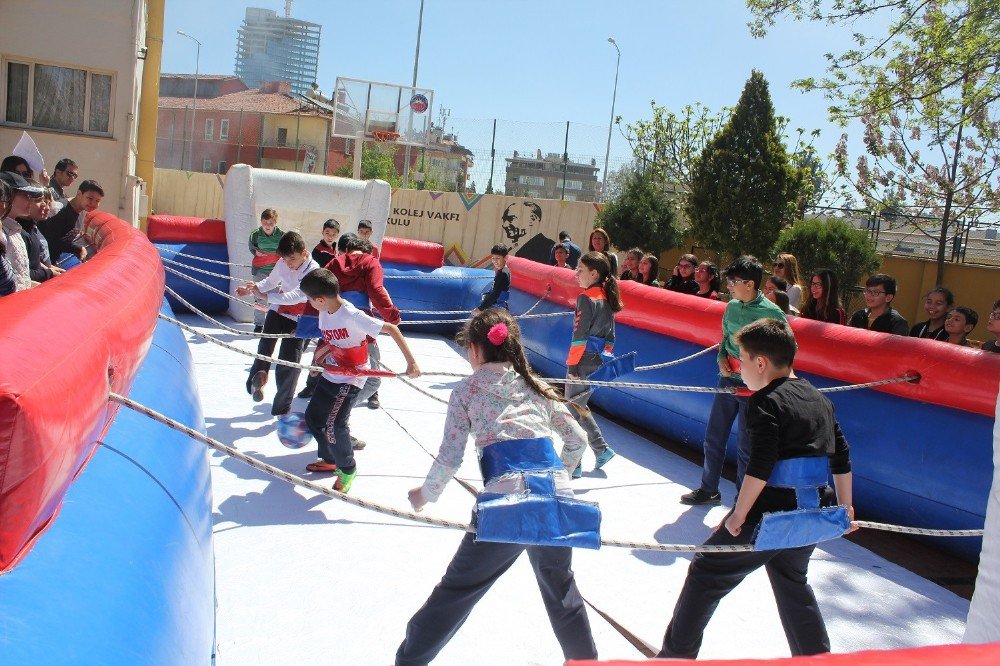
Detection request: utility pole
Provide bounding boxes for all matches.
[602,37,621,202]
[403,0,425,188]
[177,30,202,171]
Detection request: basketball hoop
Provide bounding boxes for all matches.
[371,130,400,143]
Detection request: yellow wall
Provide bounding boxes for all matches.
[261,114,329,172]
[152,168,224,219]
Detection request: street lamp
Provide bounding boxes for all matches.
[177,30,202,172]
[601,37,621,202]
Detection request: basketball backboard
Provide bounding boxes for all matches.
[331,77,434,147]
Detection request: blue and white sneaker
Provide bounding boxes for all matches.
[594,447,616,470]
[572,464,583,479]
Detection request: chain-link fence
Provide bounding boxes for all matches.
[154,107,634,201]
[806,205,1000,267]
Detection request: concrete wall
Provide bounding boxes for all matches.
[0,0,146,224]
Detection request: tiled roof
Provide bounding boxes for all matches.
[159,88,315,114]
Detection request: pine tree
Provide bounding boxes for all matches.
[686,71,803,261]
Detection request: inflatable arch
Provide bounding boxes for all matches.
[222,165,392,322]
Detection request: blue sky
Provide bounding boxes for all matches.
[161,0,869,189]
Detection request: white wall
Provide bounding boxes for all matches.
[0,0,146,224]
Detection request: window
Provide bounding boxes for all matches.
[518,175,544,187]
[276,127,288,146]
[204,118,214,140]
[219,118,229,140]
[218,161,227,174]
[202,158,212,172]
[3,59,112,135]
[555,178,584,191]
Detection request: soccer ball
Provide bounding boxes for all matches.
[277,412,312,449]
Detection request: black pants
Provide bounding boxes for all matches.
[395,532,597,665]
[248,310,304,416]
[657,521,829,659]
[304,377,360,472]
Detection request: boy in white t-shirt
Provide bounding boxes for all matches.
[299,268,420,492]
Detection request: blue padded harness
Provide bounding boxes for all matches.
[474,437,601,550]
[752,456,851,551]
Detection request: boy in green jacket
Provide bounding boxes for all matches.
[680,255,787,506]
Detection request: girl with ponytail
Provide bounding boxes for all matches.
[564,252,623,478]
[399,309,597,664]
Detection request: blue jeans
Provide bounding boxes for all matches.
[698,376,750,495]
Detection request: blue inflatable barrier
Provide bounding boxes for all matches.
[157,242,231,314]
[382,263,494,333]
[0,299,216,664]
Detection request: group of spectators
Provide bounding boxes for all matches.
[548,227,998,353]
[0,154,104,297]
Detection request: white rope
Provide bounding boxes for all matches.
[164,265,258,309]
[383,273,494,280]
[158,249,253,269]
[164,286,296,339]
[162,256,238,282]
[635,344,720,372]
[109,393,983,550]
[398,311,571,326]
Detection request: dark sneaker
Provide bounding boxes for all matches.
[351,436,367,450]
[680,489,722,506]
[367,392,380,410]
[253,325,263,334]
[297,387,314,399]
[249,370,267,402]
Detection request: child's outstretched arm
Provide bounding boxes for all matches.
[380,323,421,377]
[409,390,469,511]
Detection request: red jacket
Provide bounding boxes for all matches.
[320,251,401,325]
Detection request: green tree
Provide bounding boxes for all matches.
[748,0,1000,285]
[686,70,804,261]
[772,217,881,288]
[333,141,402,187]
[596,168,681,254]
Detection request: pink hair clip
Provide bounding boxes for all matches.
[487,322,509,346]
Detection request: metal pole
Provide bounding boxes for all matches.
[403,0,425,188]
[236,108,244,164]
[294,109,301,171]
[487,118,497,193]
[179,106,188,170]
[562,121,569,201]
[177,31,203,171]
[602,37,620,202]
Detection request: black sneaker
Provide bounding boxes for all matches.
[253,325,263,334]
[297,387,314,399]
[249,370,267,402]
[680,489,722,506]
[367,392,380,410]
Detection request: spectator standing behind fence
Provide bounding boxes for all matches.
[548,230,581,268]
[620,248,643,281]
[799,269,846,325]
[1,155,49,186]
[638,254,661,287]
[665,254,700,295]
[694,261,721,300]
[42,179,103,265]
[849,274,909,335]
[909,287,953,341]
[944,307,978,346]
[772,253,803,309]
[17,184,62,283]
[552,243,571,269]
[680,256,787,506]
[248,208,283,333]
[0,179,16,296]
[764,277,799,315]
[588,228,618,275]
[49,158,78,207]
[982,300,1000,353]
[1,171,42,291]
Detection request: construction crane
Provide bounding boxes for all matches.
[285,0,292,18]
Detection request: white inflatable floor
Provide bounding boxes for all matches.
[180,315,971,665]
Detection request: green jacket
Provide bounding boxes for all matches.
[718,292,787,382]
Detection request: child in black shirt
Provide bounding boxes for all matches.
[658,318,854,659]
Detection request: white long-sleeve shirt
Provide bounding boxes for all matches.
[254,256,320,318]
[3,217,31,291]
[421,362,587,502]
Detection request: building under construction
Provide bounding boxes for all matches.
[234,5,321,96]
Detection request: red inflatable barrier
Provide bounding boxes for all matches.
[0,212,164,572]
[508,258,1000,417]
[147,214,227,244]
[381,237,444,268]
[569,641,1000,665]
